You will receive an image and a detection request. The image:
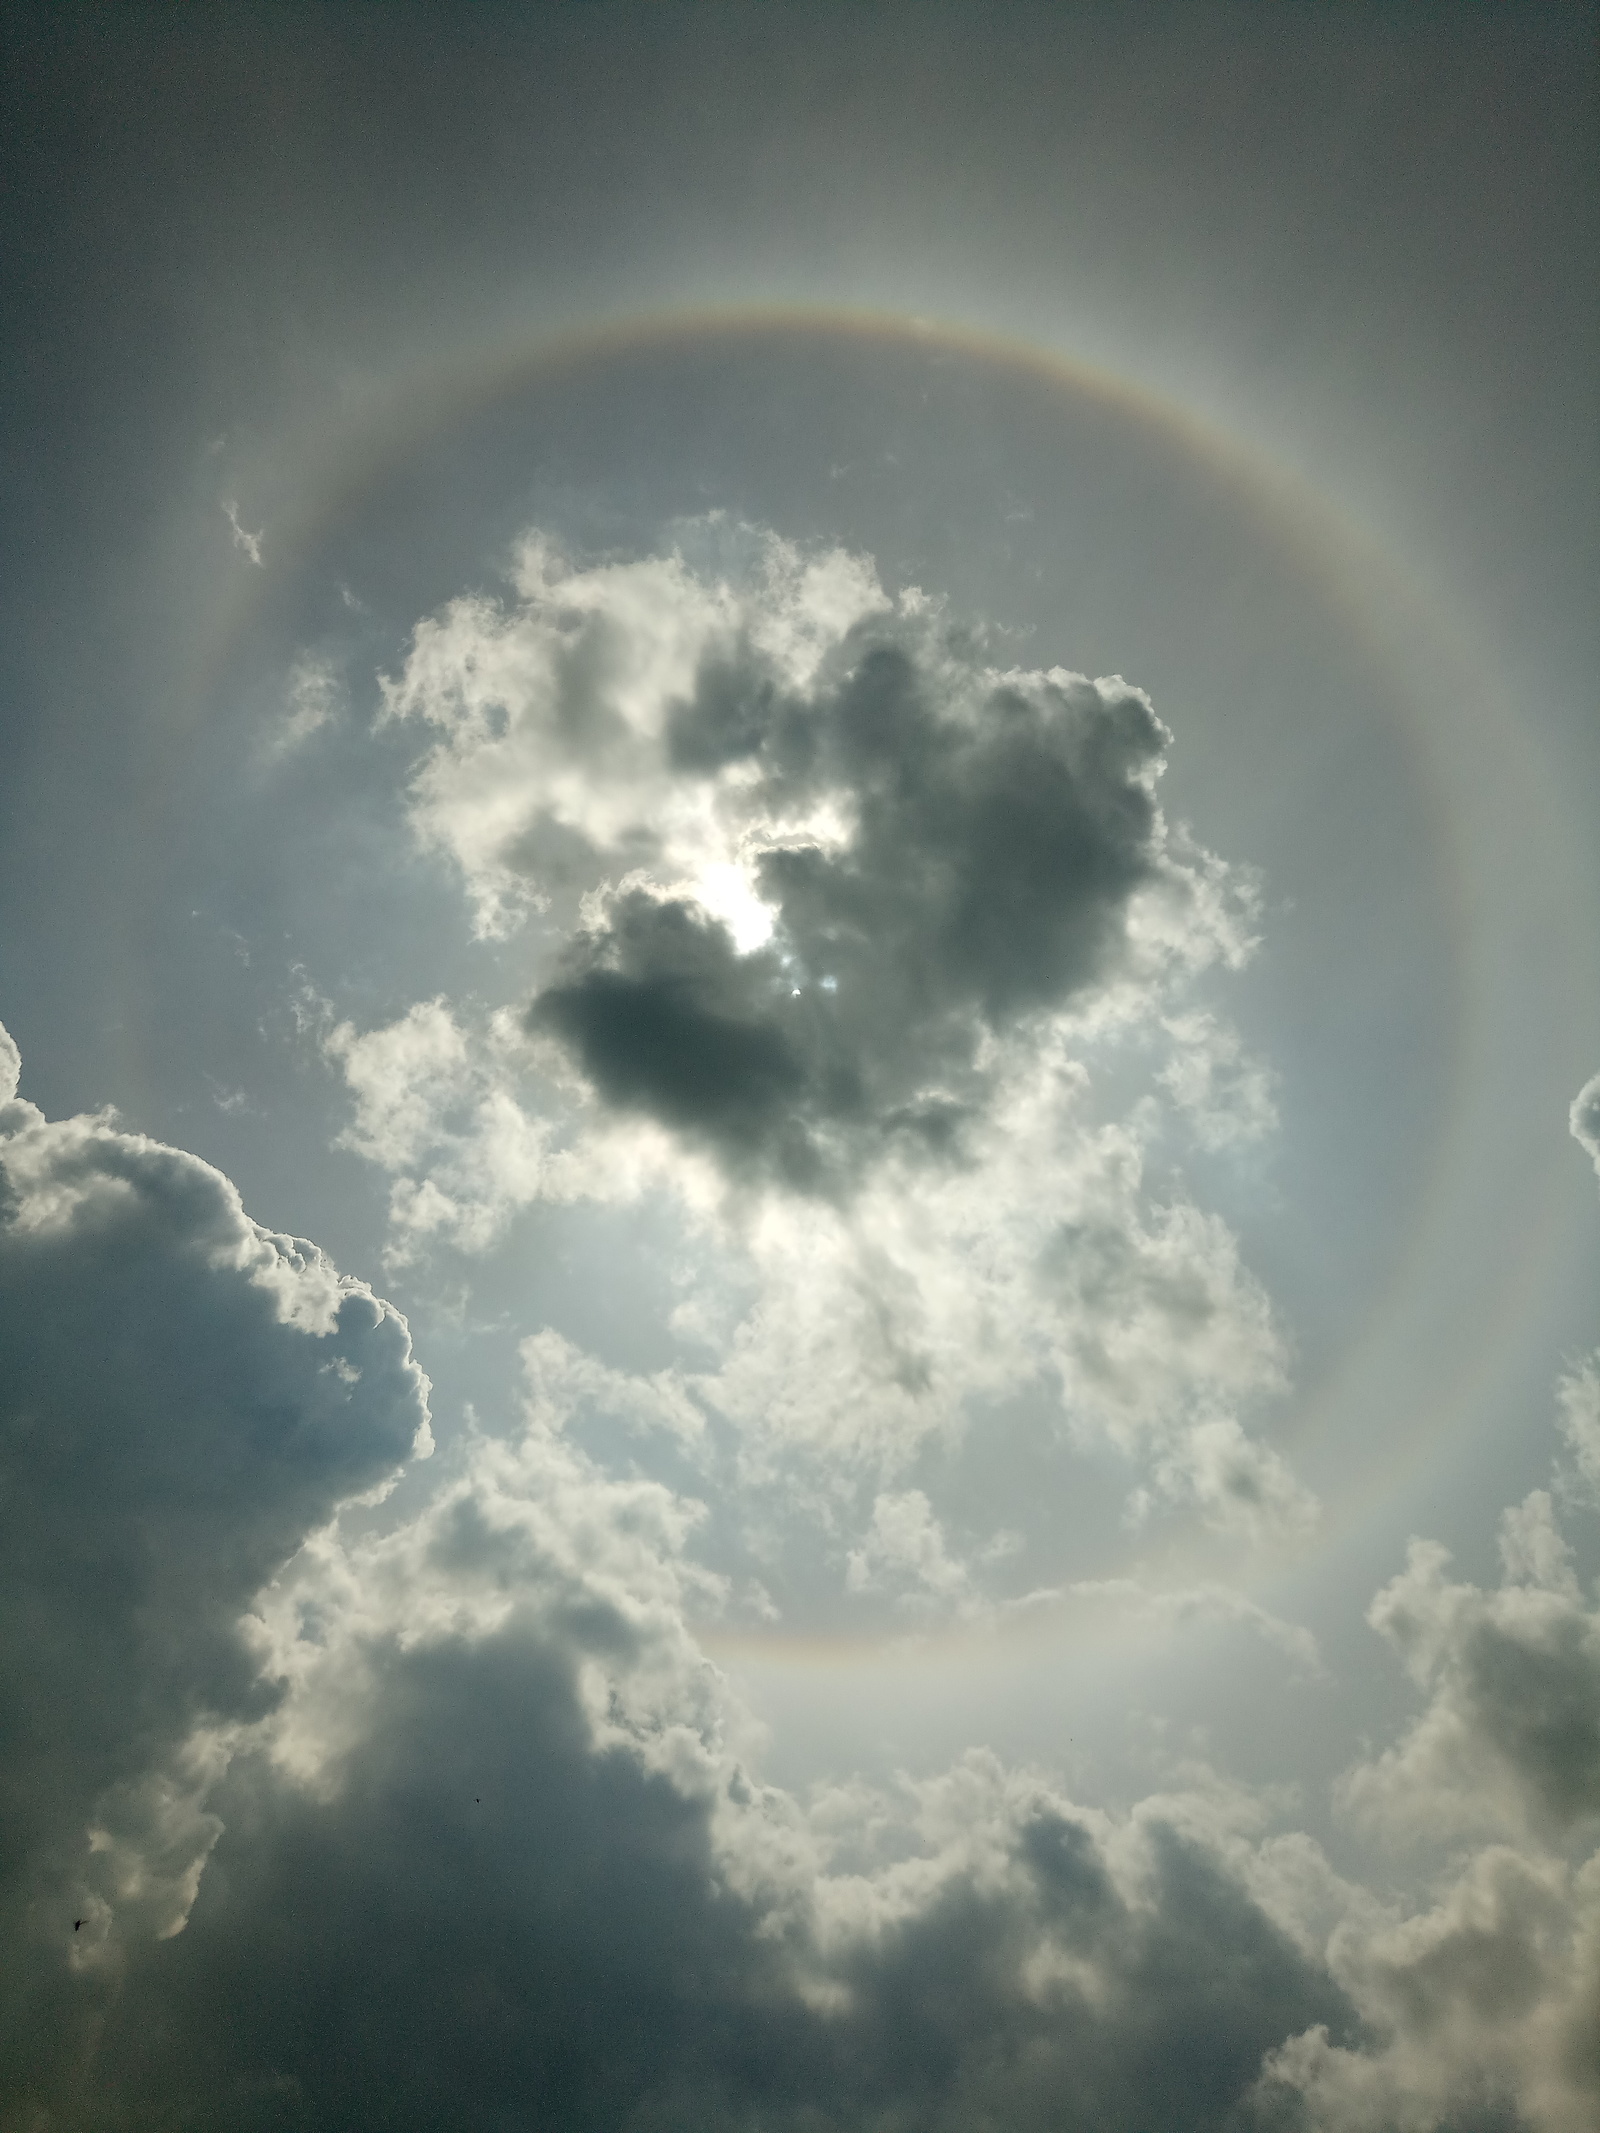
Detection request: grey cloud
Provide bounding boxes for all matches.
[0,1023,430,2097]
[813,1813,1352,2133]
[1459,1603,1600,1831]
[8,1033,1593,2130]
[21,1584,1351,2133]
[92,1631,785,2133]
[1254,1380,1600,2131]
[1557,1359,1600,1509]
[534,891,820,1185]
[0,1268,1349,2132]
[532,633,1170,1189]
[1254,1844,1600,2133]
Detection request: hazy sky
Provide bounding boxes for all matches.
[2,7,1597,2129]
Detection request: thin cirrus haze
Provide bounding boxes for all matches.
[0,7,1596,2131]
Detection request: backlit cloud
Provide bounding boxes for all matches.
[336,531,1300,1545]
[384,527,1255,1192]
[4,1013,1597,2131]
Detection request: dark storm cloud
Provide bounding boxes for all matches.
[531,635,1169,1189]
[0,1025,429,2094]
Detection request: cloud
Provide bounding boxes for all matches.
[1056,1578,1325,1678]
[0,1019,431,2095]
[1571,1069,1600,1184]
[1254,1846,1600,2133]
[1557,1357,1600,1509]
[845,1488,974,1608]
[222,498,263,565]
[7,1013,1597,2131]
[384,527,1259,1195]
[316,996,591,1262]
[683,1079,1303,1531]
[334,530,1298,1540]
[1253,1372,1600,2133]
[381,527,892,940]
[10,1328,1352,2133]
[529,649,1174,1191]
[261,652,344,759]
[522,1324,708,1452]
[68,1693,1352,2133]
[325,993,474,1171]
[320,979,1302,1530]
[0,1018,20,1105]
[1159,1009,1278,1153]
[1337,1488,1600,1846]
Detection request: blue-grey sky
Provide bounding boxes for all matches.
[2,6,1597,2128]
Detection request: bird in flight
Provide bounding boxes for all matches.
[74,1920,83,1932]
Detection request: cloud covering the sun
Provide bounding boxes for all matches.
[382,527,1259,1187]
[319,529,1302,1548]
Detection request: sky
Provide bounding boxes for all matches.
[1,4,1597,2128]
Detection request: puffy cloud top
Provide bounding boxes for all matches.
[0,1021,431,2043]
[1340,1491,1600,1844]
